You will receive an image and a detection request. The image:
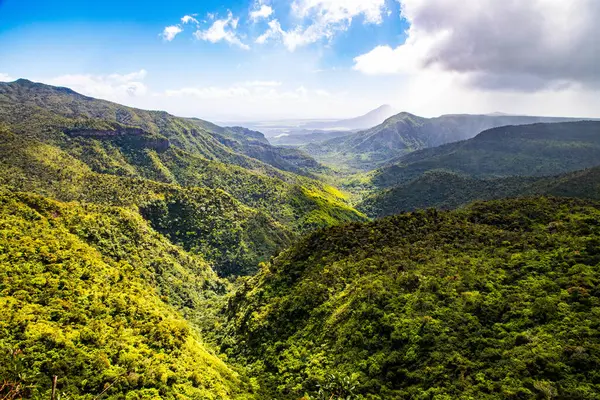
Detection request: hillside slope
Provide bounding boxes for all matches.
[372,121,600,189]
[0,188,255,399]
[360,167,600,217]
[0,79,318,176]
[0,126,364,275]
[0,81,366,275]
[226,197,600,399]
[305,112,587,170]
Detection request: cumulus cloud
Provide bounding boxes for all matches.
[293,0,386,24]
[354,0,600,91]
[181,15,199,25]
[45,70,149,100]
[250,4,273,20]
[162,15,199,41]
[158,81,361,120]
[194,12,250,50]
[255,19,284,44]
[0,73,13,82]
[165,83,320,102]
[256,0,386,51]
[162,25,183,41]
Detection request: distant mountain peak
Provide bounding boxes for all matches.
[363,104,395,118]
[371,104,393,112]
[298,104,397,131]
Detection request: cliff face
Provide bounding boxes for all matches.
[65,127,171,151]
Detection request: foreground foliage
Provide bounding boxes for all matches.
[226,197,600,399]
[0,188,255,399]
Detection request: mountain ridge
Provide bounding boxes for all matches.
[303,111,591,170]
[370,120,600,188]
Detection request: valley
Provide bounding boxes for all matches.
[1,79,600,400]
[297,113,590,171]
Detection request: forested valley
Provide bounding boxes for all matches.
[1,80,600,400]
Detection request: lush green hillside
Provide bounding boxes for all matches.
[0,81,366,275]
[0,126,366,276]
[303,113,584,171]
[0,188,256,399]
[0,79,319,176]
[225,197,600,399]
[372,121,600,189]
[360,167,600,217]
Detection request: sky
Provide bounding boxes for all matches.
[1,0,599,121]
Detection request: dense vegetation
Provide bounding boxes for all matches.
[0,188,256,399]
[360,167,600,218]
[371,121,600,189]
[303,113,582,171]
[0,80,365,275]
[226,197,600,399]
[3,79,600,400]
[0,79,320,176]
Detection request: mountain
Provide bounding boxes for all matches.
[360,166,600,217]
[241,106,396,147]
[0,79,320,176]
[0,79,365,276]
[372,121,600,189]
[225,197,600,399]
[301,104,397,131]
[0,188,256,399]
[304,112,588,170]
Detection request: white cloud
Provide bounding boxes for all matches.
[255,18,339,51]
[353,42,428,75]
[166,86,251,99]
[256,0,386,51]
[162,15,199,42]
[45,70,149,101]
[354,0,600,90]
[153,80,363,120]
[194,12,250,50]
[165,84,323,102]
[0,73,13,82]
[255,19,283,44]
[292,0,386,24]
[162,25,183,41]
[244,80,282,87]
[250,4,273,20]
[181,15,199,25]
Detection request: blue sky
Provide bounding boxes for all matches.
[1,0,599,121]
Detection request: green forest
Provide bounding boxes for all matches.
[226,197,600,399]
[1,79,600,399]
